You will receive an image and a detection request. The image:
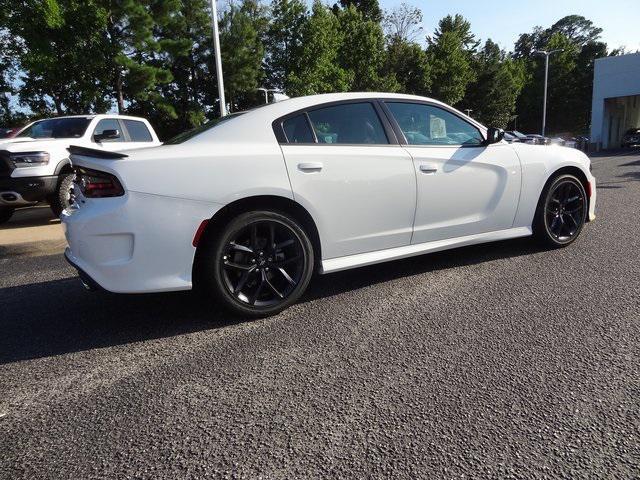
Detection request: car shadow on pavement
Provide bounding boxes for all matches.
[0,237,544,365]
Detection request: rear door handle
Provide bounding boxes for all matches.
[419,164,438,174]
[298,162,323,172]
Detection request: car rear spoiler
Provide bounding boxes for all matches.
[67,145,128,159]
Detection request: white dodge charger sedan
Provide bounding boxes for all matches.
[63,93,596,316]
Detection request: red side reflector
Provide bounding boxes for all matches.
[192,220,209,247]
[586,181,592,198]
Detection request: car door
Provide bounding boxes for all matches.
[278,101,417,260]
[383,101,521,244]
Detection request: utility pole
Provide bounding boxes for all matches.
[209,0,226,117]
[533,49,563,137]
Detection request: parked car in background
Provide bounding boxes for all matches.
[0,114,161,224]
[526,134,550,145]
[506,131,531,144]
[622,128,640,148]
[63,92,596,317]
[0,127,21,139]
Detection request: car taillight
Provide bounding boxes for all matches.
[75,167,124,198]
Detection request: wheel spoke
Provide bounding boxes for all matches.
[229,242,253,254]
[233,267,256,294]
[264,275,284,299]
[249,272,265,305]
[565,195,580,205]
[224,260,254,271]
[550,216,560,234]
[564,213,578,228]
[277,267,297,286]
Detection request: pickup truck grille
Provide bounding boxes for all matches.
[0,151,14,178]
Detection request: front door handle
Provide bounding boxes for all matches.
[419,164,438,174]
[298,162,323,172]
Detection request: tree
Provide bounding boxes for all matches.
[220,0,269,111]
[462,40,524,128]
[5,0,113,115]
[264,0,307,91]
[426,18,476,105]
[287,1,350,96]
[383,38,431,95]
[514,15,610,134]
[132,0,214,139]
[333,0,382,22]
[337,5,398,91]
[383,3,422,42]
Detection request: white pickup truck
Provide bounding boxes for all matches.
[0,114,161,223]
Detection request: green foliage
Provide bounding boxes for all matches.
[286,1,350,96]
[264,0,307,90]
[462,40,525,128]
[0,3,621,138]
[515,15,610,134]
[383,37,431,95]
[337,5,397,92]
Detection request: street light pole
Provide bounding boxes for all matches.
[464,109,473,117]
[533,49,563,137]
[209,0,226,117]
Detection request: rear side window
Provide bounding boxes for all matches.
[307,103,388,145]
[123,120,153,142]
[93,119,123,142]
[283,115,314,143]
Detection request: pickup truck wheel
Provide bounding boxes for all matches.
[50,173,75,217]
[0,207,14,224]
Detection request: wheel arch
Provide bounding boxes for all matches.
[543,165,591,218]
[54,158,73,175]
[192,195,323,286]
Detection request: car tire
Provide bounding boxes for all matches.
[533,174,588,248]
[0,207,14,224]
[198,210,315,317]
[50,172,75,217]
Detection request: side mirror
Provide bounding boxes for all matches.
[94,129,120,142]
[484,127,505,145]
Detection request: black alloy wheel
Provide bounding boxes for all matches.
[534,174,587,247]
[201,211,314,317]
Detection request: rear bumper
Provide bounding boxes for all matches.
[62,191,222,293]
[0,175,58,206]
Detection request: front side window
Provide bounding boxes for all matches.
[386,102,484,146]
[123,120,153,142]
[307,103,388,145]
[93,119,123,142]
[17,117,91,139]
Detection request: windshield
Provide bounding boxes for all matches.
[17,117,91,139]
[165,112,246,145]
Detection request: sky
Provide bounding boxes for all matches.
[379,0,640,52]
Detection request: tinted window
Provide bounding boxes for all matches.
[93,119,123,142]
[307,103,388,145]
[387,102,483,146]
[123,120,153,142]
[283,115,314,143]
[18,118,91,139]
[164,113,245,145]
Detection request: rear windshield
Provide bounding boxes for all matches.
[164,113,246,145]
[17,117,91,139]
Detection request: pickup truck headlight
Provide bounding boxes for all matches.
[11,151,50,168]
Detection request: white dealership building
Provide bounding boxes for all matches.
[590,52,640,150]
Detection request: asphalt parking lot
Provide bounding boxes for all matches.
[1,151,639,479]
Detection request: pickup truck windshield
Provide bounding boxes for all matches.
[17,117,91,139]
